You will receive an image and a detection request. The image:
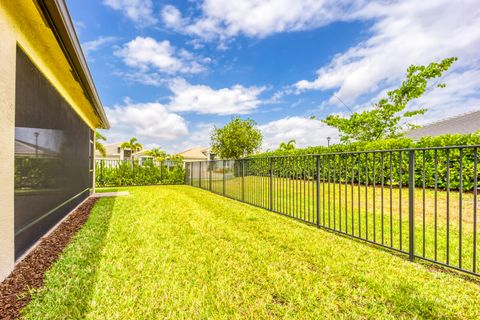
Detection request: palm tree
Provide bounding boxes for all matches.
[120,137,143,160]
[146,147,167,162]
[95,131,107,157]
[278,139,296,151]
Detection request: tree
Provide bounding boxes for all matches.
[210,117,263,159]
[146,147,167,162]
[95,131,107,157]
[322,57,458,143]
[278,140,296,151]
[167,154,184,164]
[120,137,143,159]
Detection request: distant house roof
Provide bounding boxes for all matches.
[133,149,152,157]
[95,142,152,158]
[15,139,57,157]
[177,147,210,160]
[406,110,480,140]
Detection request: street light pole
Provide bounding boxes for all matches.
[34,132,39,157]
[327,136,331,147]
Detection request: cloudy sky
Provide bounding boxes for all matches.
[69,0,480,153]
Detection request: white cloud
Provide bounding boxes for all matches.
[114,71,167,87]
[161,5,184,29]
[167,78,265,115]
[106,101,188,141]
[103,0,157,26]
[411,69,480,125]
[162,0,361,44]
[160,0,480,127]
[115,37,206,75]
[295,0,480,106]
[168,122,216,154]
[82,36,118,54]
[259,117,339,150]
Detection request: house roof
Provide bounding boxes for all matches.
[406,110,480,140]
[15,139,57,157]
[36,0,109,128]
[95,142,153,157]
[177,147,210,159]
[133,149,152,156]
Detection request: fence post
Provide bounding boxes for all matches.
[408,150,415,262]
[242,159,245,202]
[199,162,202,189]
[131,159,135,184]
[183,162,186,185]
[209,161,212,191]
[160,161,163,182]
[269,158,273,211]
[100,160,104,186]
[223,160,226,196]
[316,155,320,228]
[190,163,193,186]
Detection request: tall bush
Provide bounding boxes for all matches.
[243,132,480,191]
[96,159,185,187]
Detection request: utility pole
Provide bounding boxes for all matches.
[34,132,39,157]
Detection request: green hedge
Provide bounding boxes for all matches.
[254,132,480,158]
[96,159,185,187]
[241,132,480,191]
[15,157,65,190]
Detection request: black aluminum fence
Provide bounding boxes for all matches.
[185,146,479,276]
[96,159,184,187]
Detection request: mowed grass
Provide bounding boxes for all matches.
[23,186,480,319]
[198,175,480,272]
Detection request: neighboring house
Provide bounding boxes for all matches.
[406,110,480,140]
[96,146,179,168]
[177,147,216,162]
[0,0,109,280]
[14,139,58,158]
[95,143,154,163]
[134,149,154,164]
[95,142,136,161]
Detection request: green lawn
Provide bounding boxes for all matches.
[198,175,479,272]
[23,186,480,319]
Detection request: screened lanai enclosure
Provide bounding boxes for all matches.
[14,48,95,258]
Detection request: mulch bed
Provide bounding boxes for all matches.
[0,198,98,320]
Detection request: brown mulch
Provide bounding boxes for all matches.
[0,198,98,320]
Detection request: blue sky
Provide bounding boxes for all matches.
[68,0,480,153]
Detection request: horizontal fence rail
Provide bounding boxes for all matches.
[185,146,480,276]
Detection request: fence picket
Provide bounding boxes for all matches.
[186,146,480,277]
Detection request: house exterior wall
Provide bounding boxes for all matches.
[0,8,17,281]
[0,1,107,281]
[96,143,124,160]
[0,1,102,130]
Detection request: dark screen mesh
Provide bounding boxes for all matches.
[14,47,92,258]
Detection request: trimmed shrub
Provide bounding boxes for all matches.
[96,159,185,187]
[242,132,480,191]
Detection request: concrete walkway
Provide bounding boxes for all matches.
[92,191,130,198]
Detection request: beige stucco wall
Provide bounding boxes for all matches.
[0,11,16,281]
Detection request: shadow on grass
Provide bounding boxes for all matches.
[22,196,117,319]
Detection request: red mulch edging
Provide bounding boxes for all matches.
[0,198,98,320]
